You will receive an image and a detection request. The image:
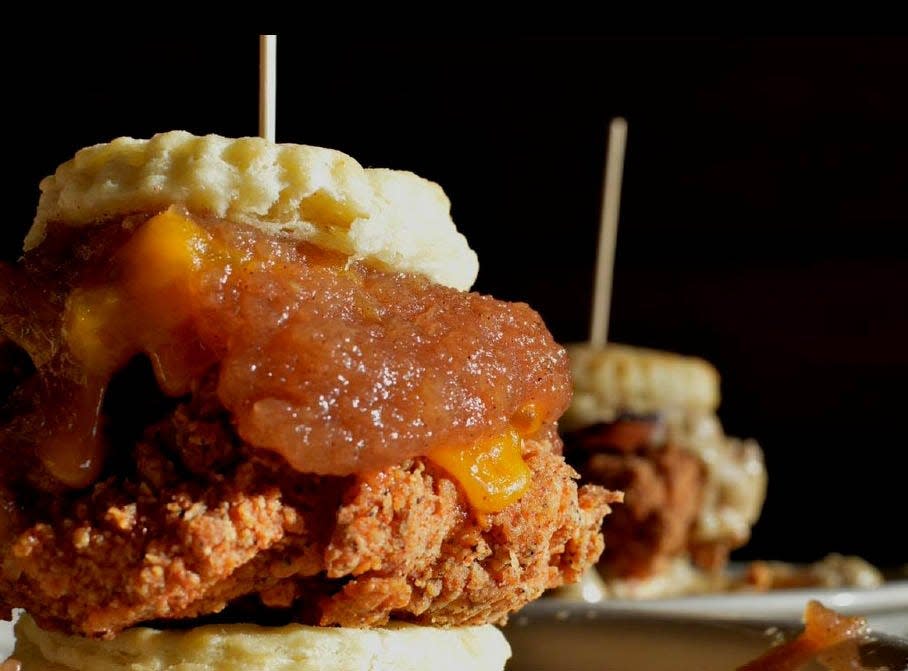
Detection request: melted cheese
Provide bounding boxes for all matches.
[429,403,544,513]
[63,208,216,393]
[429,428,531,514]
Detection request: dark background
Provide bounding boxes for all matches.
[5,37,907,565]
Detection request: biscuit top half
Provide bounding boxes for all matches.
[563,343,721,429]
[27,131,479,291]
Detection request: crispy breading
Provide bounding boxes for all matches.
[0,399,614,639]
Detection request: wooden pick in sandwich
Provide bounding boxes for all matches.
[589,117,628,349]
[259,34,277,142]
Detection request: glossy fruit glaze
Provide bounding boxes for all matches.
[0,210,570,499]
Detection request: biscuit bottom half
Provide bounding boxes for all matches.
[10,613,511,671]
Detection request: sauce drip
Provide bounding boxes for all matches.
[1,210,570,493]
[34,379,106,487]
[738,601,869,671]
[1,260,108,488]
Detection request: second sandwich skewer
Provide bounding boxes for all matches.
[560,117,768,600]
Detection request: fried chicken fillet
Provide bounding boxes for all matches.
[0,133,617,651]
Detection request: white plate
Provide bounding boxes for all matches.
[545,580,908,638]
[1,615,14,661]
[504,602,908,671]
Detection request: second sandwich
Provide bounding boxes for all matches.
[563,344,766,598]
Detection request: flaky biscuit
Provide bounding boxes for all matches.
[562,343,720,429]
[12,614,510,671]
[27,132,479,291]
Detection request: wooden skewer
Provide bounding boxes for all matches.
[259,35,277,142]
[589,117,628,348]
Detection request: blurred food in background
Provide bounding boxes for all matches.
[738,554,883,592]
[561,343,766,598]
[559,552,883,603]
[558,344,887,602]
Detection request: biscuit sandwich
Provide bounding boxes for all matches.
[0,132,620,669]
[562,343,765,598]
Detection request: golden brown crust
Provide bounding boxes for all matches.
[320,443,617,628]
[1,393,614,638]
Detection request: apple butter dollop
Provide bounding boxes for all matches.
[0,209,570,489]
